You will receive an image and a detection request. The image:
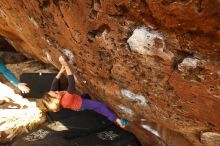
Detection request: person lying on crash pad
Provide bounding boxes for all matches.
[42,56,128,128]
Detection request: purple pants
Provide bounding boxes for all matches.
[80,99,117,123]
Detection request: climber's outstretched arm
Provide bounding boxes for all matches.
[59,56,76,94]
[50,66,65,91]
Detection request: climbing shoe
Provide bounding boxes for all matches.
[120,119,129,127]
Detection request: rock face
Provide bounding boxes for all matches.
[0,0,219,145]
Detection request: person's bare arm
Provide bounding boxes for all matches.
[56,66,65,79]
[59,56,76,94]
[50,66,65,91]
[59,56,72,75]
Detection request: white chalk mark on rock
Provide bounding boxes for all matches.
[142,124,160,137]
[121,89,148,106]
[43,50,53,63]
[127,27,174,60]
[178,58,199,72]
[28,16,38,28]
[63,48,74,64]
[117,104,134,115]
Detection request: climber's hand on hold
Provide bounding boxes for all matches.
[59,56,68,66]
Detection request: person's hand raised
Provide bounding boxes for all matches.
[59,65,65,73]
[59,56,68,66]
[17,83,30,94]
[56,65,66,79]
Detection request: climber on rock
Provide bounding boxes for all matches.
[0,57,30,94]
[42,56,128,128]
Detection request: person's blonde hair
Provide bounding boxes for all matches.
[42,93,61,112]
